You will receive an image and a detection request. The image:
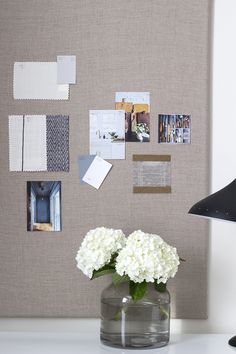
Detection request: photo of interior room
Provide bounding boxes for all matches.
[115,92,150,142]
[27,181,61,232]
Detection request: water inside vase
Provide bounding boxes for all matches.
[100,297,170,349]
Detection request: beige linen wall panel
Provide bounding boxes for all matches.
[0,0,211,318]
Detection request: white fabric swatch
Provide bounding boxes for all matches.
[82,156,112,189]
[23,115,47,171]
[13,62,69,100]
[57,55,76,84]
[8,115,24,171]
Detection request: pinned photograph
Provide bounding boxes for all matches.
[27,181,61,232]
[158,114,191,144]
[90,110,125,159]
[115,92,150,142]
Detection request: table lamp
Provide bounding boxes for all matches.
[188,178,236,346]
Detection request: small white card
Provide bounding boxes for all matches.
[82,156,112,189]
[57,55,76,84]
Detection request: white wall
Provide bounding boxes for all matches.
[207,0,236,333]
[173,0,236,333]
[0,0,235,333]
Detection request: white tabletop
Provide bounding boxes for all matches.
[0,333,235,354]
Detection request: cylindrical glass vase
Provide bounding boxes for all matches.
[100,282,170,349]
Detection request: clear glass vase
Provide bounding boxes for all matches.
[100,281,170,349]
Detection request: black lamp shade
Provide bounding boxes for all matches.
[188,179,236,222]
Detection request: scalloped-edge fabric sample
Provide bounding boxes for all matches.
[13,62,69,100]
[8,115,69,172]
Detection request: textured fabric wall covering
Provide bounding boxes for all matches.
[0,0,212,318]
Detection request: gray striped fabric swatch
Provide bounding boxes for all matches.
[46,115,69,172]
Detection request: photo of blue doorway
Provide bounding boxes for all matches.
[27,181,61,232]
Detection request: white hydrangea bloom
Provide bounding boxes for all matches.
[115,230,180,283]
[76,227,126,278]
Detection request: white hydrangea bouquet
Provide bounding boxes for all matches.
[76,227,180,301]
